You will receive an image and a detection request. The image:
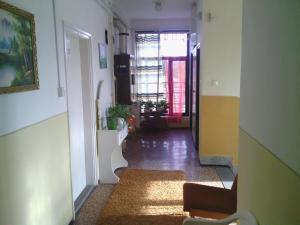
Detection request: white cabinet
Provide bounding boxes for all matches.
[97,125,128,183]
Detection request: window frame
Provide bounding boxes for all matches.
[135,30,190,116]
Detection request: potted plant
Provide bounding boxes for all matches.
[156,100,169,114]
[142,100,155,113]
[106,104,131,130]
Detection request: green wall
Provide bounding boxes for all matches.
[0,113,73,225]
[238,129,300,225]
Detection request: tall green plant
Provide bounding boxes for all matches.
[107,104,130,120]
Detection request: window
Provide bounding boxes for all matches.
[135,32,189,118]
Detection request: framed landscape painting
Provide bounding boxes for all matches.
[0,2,39,94]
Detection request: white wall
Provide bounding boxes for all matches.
[240,0,300,175]
[0,0,66,136]
[200,0,242,97]
[191,0,202,42]
[0,0,114,224]
[196,0,202,44]
[55,0,114,116]
[0,0,114,136]
[0,1,74,224]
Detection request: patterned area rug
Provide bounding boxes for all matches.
[97,169,188,225]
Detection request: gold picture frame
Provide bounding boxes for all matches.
[0,1,39,94]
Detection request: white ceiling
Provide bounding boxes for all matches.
[113,0,196,21]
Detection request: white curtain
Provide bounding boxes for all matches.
[135,33,166,103]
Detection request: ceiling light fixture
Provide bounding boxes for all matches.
[154,0,162,11]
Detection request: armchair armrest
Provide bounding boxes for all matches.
[183,211,257,225]
[183,183,237,214]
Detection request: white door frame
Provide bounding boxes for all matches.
[63,22,98,199]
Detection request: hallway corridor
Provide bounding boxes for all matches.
[124,129,221,182]
[75,129,222,225]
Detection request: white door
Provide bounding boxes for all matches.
[65,33,87,200]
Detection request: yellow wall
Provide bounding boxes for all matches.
[0,113,73,225]
[200,96,240,165]
[238,129,300,225]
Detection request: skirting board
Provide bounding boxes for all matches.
[200,156,233,167]
[74,185,94,213]
[199,156,238,175]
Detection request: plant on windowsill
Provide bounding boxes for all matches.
[106,104,131,130]
[142,100,155,113]
[141,100,169,118]
[140,99,169,129]
[156,100,169,114]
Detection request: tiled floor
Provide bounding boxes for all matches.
[125,129,200,171]
[75,129,222,225]
[124,129,222,184]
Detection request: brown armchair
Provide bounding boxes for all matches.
[183,176,237,219]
